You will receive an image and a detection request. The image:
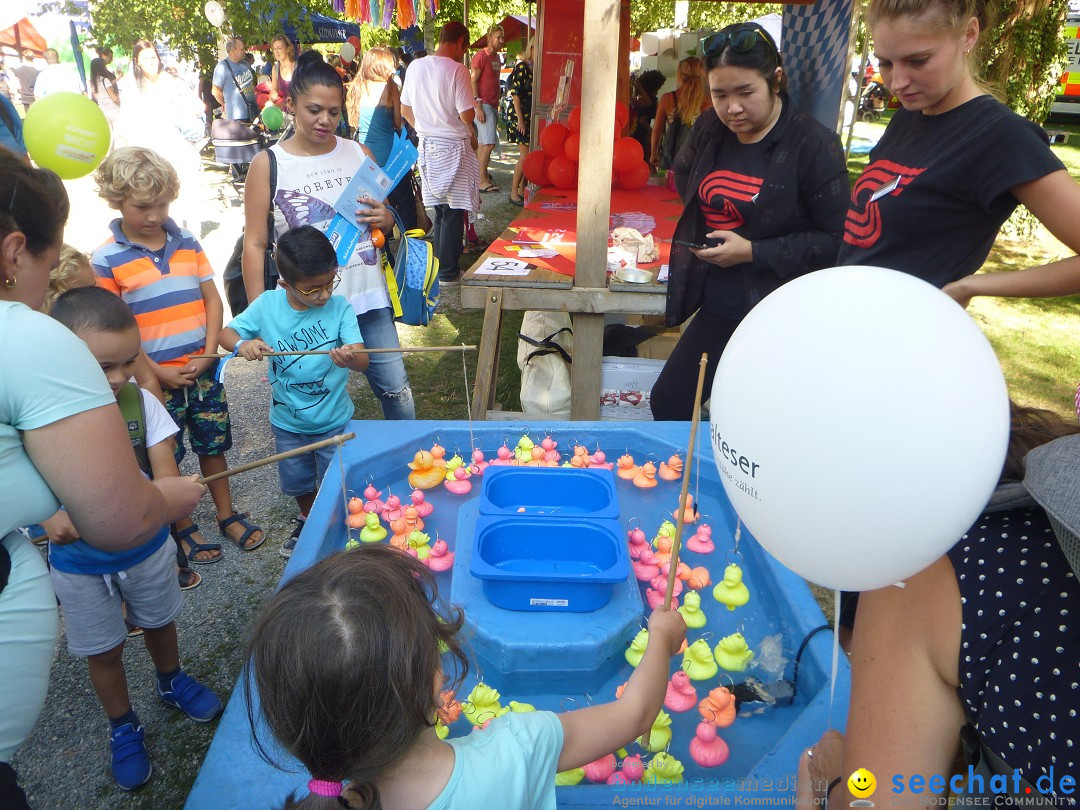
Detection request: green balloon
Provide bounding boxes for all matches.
[262,105,284,131]
[23,92,111,179]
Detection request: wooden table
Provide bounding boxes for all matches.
[461,187,672,421]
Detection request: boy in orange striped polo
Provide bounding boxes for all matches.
[92,147,265,559]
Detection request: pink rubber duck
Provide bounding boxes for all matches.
[362,484,385,514]
[689,722,730,768]
[379,493,402,520]
[627,527,649,560]
[633,547,661,581]
[673,493,698,524]
[616,453,639,480]
[470,448,488,476]
[488,444,513,466]
[410,489,434,519]
[651,574,684,598]
[583,753,617,784]
[698,685,736,728]
[427,539,455,572]
[444,465,472,495]
[607,754,644,785]
[659,559,692,582]
[658,453,683,481]
[540,436,560,464]
[645,587,679,611]
[686,523,715,554]
[633,461,659,489]
[663,671,698,713]
[589,449,614,470]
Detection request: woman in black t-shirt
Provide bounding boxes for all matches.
[839,0,1080,306]
[650,23,849,421]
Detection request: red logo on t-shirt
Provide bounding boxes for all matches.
[698,171,763,230]
[844,160,925,248]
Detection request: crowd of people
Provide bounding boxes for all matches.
[2,3,1080,808]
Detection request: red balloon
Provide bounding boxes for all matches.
[613,137,644,173]
[567,107,581,134]
[563,132,580,162]
[539,123,570,157]
[348,36,361,49]
[548,155,579,190]
[618,160,651,191]
[522,150,551,186]
[614,100,629,129]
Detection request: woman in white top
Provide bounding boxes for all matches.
[242,51,415,420]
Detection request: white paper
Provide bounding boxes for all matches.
[474,257,532,276]
[657,264,670,282]
[517,248,560,258]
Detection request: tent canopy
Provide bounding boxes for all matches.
[0,17,47,55]
[281,11,360,44]
[470,14,534,49]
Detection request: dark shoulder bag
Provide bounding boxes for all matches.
[223,149,278,317]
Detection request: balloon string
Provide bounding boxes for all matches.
[828,588,841,728]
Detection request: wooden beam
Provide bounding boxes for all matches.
[471,288,506,420]
[462,284,665,314]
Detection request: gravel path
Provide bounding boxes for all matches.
[11,150,522,810]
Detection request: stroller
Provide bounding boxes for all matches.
[859,75,890,121]
[210,113,282,183]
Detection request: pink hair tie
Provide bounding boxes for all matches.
[308,779,343,797]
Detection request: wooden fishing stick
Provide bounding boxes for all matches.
[190,345,476,359]
[664,354,709,610]
[197,432,356,484]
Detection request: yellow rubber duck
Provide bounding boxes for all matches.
[653,520,676,546]
[637,709,672,753]
[681,638,719,681]
[643,752,685,784]
[677,591,707,629]
[408,450,445,490]
[407,530,432,560]
[713,632,755,672]
[508,700,536,713]
[359,512,387,544]
[624,628,649,667]
[443,454,464,482]
[435,718,449,739]
[461,683,502,727]
[345,537,360,550]
[555,768,585,786]
[514,435,535,464]
[712,563,750,611]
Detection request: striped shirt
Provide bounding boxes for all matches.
[92,218,212,367]
[418,135,480,213]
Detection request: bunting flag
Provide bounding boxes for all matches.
[331,0,345,12]
[358,0,370,24]
[396,0,414,30]
[371,0,381,27]
[381,0,393,28]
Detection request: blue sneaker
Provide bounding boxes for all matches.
[156,671,223,723]
[109,722,152,791]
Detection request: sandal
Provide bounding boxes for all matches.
[479,183,501,193]
[178,568,202,591]
[173,523,223,565]
[218,512,266,551]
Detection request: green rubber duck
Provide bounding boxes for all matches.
[712,563,750,611]
[462,683,502,726]
[681,638,719,681]
[443,454,464,482]
[508,700,536,713]
[652,520,677,548]
[555,767,585,786]
[359,512,387,544]
[624,628,649,667]
[407,530,432,560]
[345,537,360,550]
[637,709,672,753]
[643,751,685,784]
[514,434,535,463]
[677,591,707,629]
[435,718,449,740]
[714,631,755,672]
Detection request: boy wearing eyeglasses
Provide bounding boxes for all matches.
[219,225,368,558]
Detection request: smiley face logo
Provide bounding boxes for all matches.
[848,768,877,799]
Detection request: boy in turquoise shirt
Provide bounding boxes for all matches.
[220,226,368,558]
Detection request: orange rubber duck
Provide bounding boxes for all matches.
[659,453,683,481]
[633,461,658,489]
[616,453,639,480]
[389,515,409,549]
[673,493,698,524]
[698,685,736,728]
[430,443,448,467]
[408,450,445,490]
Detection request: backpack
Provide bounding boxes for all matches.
[382,205,440,326]
[116,382,152,478]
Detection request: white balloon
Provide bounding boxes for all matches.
[339,43,356,63]
[709,265,1009,591]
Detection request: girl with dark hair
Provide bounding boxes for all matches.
[90,55,120,128]
[245,545,687,809]
[650,22,849,421]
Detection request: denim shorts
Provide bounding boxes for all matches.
[271,423,349,497]
[163,363,233,463]
[50,540,183,657]
[475,103,499,146]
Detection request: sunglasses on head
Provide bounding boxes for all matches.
[700,27,777,60]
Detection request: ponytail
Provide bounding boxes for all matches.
[290,49,345,106]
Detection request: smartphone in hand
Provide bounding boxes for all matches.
[673,238,719,250]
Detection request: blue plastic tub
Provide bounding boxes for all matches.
[478,465,620,518]
[471,514,628,611]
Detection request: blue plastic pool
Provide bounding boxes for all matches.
[186,421,848,809]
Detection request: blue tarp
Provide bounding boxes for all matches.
[281,11,359,44]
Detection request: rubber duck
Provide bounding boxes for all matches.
[540,436,560,464]
[713,632,754,672]
[583,753,617,783]
[607,754,644,785]
[407,530,432,561]
[663,671,698,713]
[362,485,385,514]
[658,453,683,481]
[653,521,676,549]
[461,683,502,726]
[686,523,715,554]
[388,515,409,549]
[408,451,444,490]
[402,505,424,534]
[348,496,365,516]
[514,435,535,464]
[643,752,685,784]
[632,548,661,582]
[435,718,449,739]
[712,563,750,611]
[527,443,545,466]
[410,489,434,519]
[443,454,464,481]
[689,722,730,768]
[507,700,535,713]
[437,691,461,724]
[570,445,590,468]
[345,537,360,550]
[555,768,585,786]
[345,511,366,531]
[633,461,659,489]
[429,443,447,467]
[489,443,513,466]
[470,448,488,476]
[379,493,402,520]
[698,686,736,728]
[427,539,455,572]
[645,587,678,611]
[677,591,707,629]
[624,628,649,667]
[637,710,672,753]
[359,512,387,544]
[589,449,613,470]
[686,566,711,590]
[660,560,692,582]
[652,535,673,567]
[627,527,649,560]
[616,453,639,480]
[681,638,719,681]
[444,465,473,495]
[650,574,683,598]
[673,493,698,524]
